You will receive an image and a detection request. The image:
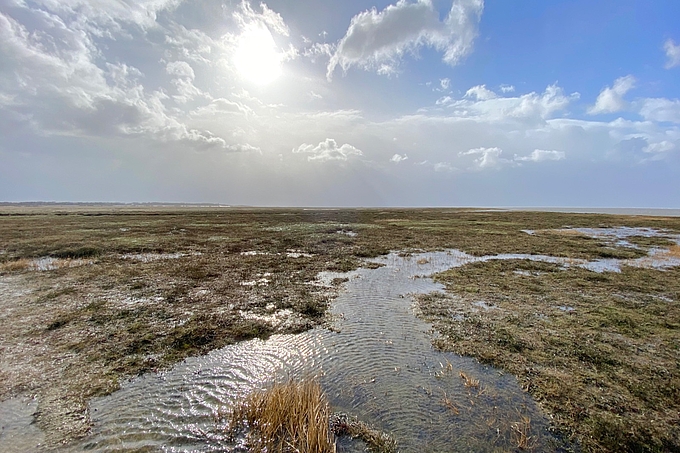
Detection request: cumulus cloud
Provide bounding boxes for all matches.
[464,84,497,101]
[588,75,636,115]
[0,2,234,149]
[446,84,575,121]
[327,0,484,79]
[233,0,289,37]
[514,149,566,162]
[293,138,363,162]
[458,147,509,169]
[637,97,680,123]
[499,84,515,93]
[664,39,680,69]
[434,161,456,172]
[643,141,676,154]
[390,153,408,162]
[166,61,208,104]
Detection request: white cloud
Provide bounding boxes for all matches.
[0,5,232,149]
[446,84,575,121]
[233,0,289,37]
[390,153,408,162]
[637,97,680,123]
[464,84,496,101]
[588,75,636,115]
[458,146,509,169]
[436,96,453,106]
[514,149,566,162]
[664,39,680,69]
[643,141,675,154]
[166,61,208,104]
[499,84,515,93]
[434,161,456,172]
[293,138,363,162]
[440,78,451,90]
[327,0,484,79]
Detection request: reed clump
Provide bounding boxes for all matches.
[229,379,334,453]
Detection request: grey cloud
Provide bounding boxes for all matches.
[0,2,233,150]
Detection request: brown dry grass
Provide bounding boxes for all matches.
[667,244,680,258]
[459,371,480,389]
[511,413,534,450]
[0,258,30,272]
[229,379,334,453]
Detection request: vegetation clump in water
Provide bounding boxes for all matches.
[229,379,334,453]
[330,413,397,453]
[227,379,397,453]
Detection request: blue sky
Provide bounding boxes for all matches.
[1,0,679,206]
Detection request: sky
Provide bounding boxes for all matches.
[1,0,679,207]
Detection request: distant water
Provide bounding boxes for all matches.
[503,207,680,217]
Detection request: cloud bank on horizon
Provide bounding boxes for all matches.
[0,0,679,207]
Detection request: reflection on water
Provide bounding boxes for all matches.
[71,228,680,452]
[0,397,44,453]
[74,252,567,452]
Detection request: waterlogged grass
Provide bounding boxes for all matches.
[418,260,680,452]
[228,379,397,453]
[1,206,680,447]
[229,380,334,453]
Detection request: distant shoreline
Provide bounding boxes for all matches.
[0,203,679,217]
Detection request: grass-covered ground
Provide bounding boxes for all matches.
[418,260,680,452]
[1,205,679,450]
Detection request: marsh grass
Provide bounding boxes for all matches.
[229,380,334,453]
[2,206,680,447]
[459,371,480,389]
[419,259,680,452]
[511,413,534,450]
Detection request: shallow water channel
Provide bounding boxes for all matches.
[73,251,567,452]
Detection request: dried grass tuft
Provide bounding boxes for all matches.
[0,258,31,272]
[459,371,480,389]
[666,244,680,258]
[511,413,534,450]
[229,379,334,453]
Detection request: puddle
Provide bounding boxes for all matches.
[121,253,201,262]
[0,397,44,453]
[26,257,93,271]
[71,252,567,452]
[286,250,314,258]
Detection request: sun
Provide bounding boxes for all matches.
[233,25,282,85]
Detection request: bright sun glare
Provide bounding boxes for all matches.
[233,25,282,85]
